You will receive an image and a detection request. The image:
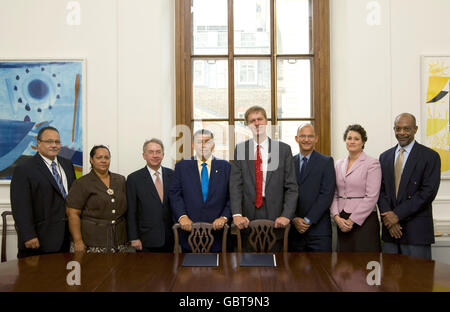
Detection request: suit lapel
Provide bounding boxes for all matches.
[345,152,366,177]
[162,167,170,204]
[265,138,274,187]
[385,147,396,202]
[294,154,301,185]
[35,154,63,196]
[205,158,217,203]
[397,143,419,201]
[247,140,256,186]
[144,167,162,204]
[191,158,204,202]
[57,156,74,185]
[299,151,315,184]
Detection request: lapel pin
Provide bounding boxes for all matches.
[216,170,218,173]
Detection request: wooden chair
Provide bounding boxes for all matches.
[1,211,13,262]
[232,219,290,252]
[172,222,229,253]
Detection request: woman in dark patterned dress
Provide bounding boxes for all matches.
[66,145,128,253]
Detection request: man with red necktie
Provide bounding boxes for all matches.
[230,106,298,251]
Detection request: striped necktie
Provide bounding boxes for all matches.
[51,161,67,198]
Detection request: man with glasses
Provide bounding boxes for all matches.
[378,113,441,259]
[11,126,76,258]
[289,124,336,252]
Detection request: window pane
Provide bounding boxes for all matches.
[234,120,272,146]
[275,121,312,155]
[193,121,230,160]
[234,0,270,54]
[277,58,311,118]
[193,59,228,119]
[192,0,228,55]
[276,0,311,54]
[234,58,271,119]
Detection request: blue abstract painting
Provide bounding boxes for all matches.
[0,60,83,180]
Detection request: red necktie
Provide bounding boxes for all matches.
[255,144,263,208]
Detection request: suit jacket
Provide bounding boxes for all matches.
[330,152,381,226]
[230,138,298,221]
[10,153,76,252]
[378,142,441,245]
[126,166,174,248]
[292,151,336,236]
[168,157,231,252]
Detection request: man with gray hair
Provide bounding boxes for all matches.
[126,138,175,252]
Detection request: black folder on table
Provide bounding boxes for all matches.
[181,253,219,267]
[239,253,277,267]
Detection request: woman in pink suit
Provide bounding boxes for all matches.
[330,125,382,252]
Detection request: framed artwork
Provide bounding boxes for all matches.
[0,59,85,181]
[421,55,450,179]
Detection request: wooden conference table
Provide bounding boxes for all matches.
[0,252,449,292]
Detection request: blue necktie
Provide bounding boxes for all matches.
[51,161,67,198]
[299,156,308,181]
[201,162,209,202]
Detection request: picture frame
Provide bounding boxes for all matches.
[0,58,86,183]
[420,55,450,179]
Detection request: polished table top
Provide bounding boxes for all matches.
[0,252,449,292]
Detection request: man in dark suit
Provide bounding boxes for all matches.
[127,138,175,252]
[169,129,231,252]
[289,124,336,252]
[230,106,298,251]
[10,126,76,258]
[378,113,441,259]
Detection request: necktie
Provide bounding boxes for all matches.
[299,156,308,181]
[201,162,209,202]
[51,161,66,198]
[255,144,263,208]
[394,148,405,197]
[154,171,164,202]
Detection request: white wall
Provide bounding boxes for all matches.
[330,0,450,263]
[330,0,450,217]
[0,0,175,260]
[0,0,449,261]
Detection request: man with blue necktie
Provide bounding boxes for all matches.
[289,124,336,252]
[169,129,231,252]
[11,126,76,258]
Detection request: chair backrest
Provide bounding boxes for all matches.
[172,222,229,253]
[233,219,290,253]
[1,211,13,262]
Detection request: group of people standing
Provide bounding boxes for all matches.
[10,106,441,261]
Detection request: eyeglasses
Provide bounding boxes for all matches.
[39,140,62,145]
[298,135,315,139]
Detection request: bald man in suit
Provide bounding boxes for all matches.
[378,113,441,259]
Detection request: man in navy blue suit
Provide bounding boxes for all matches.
[378,113,441,259]
[169,129,231,252]
[289,124,336,252]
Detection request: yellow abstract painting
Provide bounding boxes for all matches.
[422,56,450,177]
